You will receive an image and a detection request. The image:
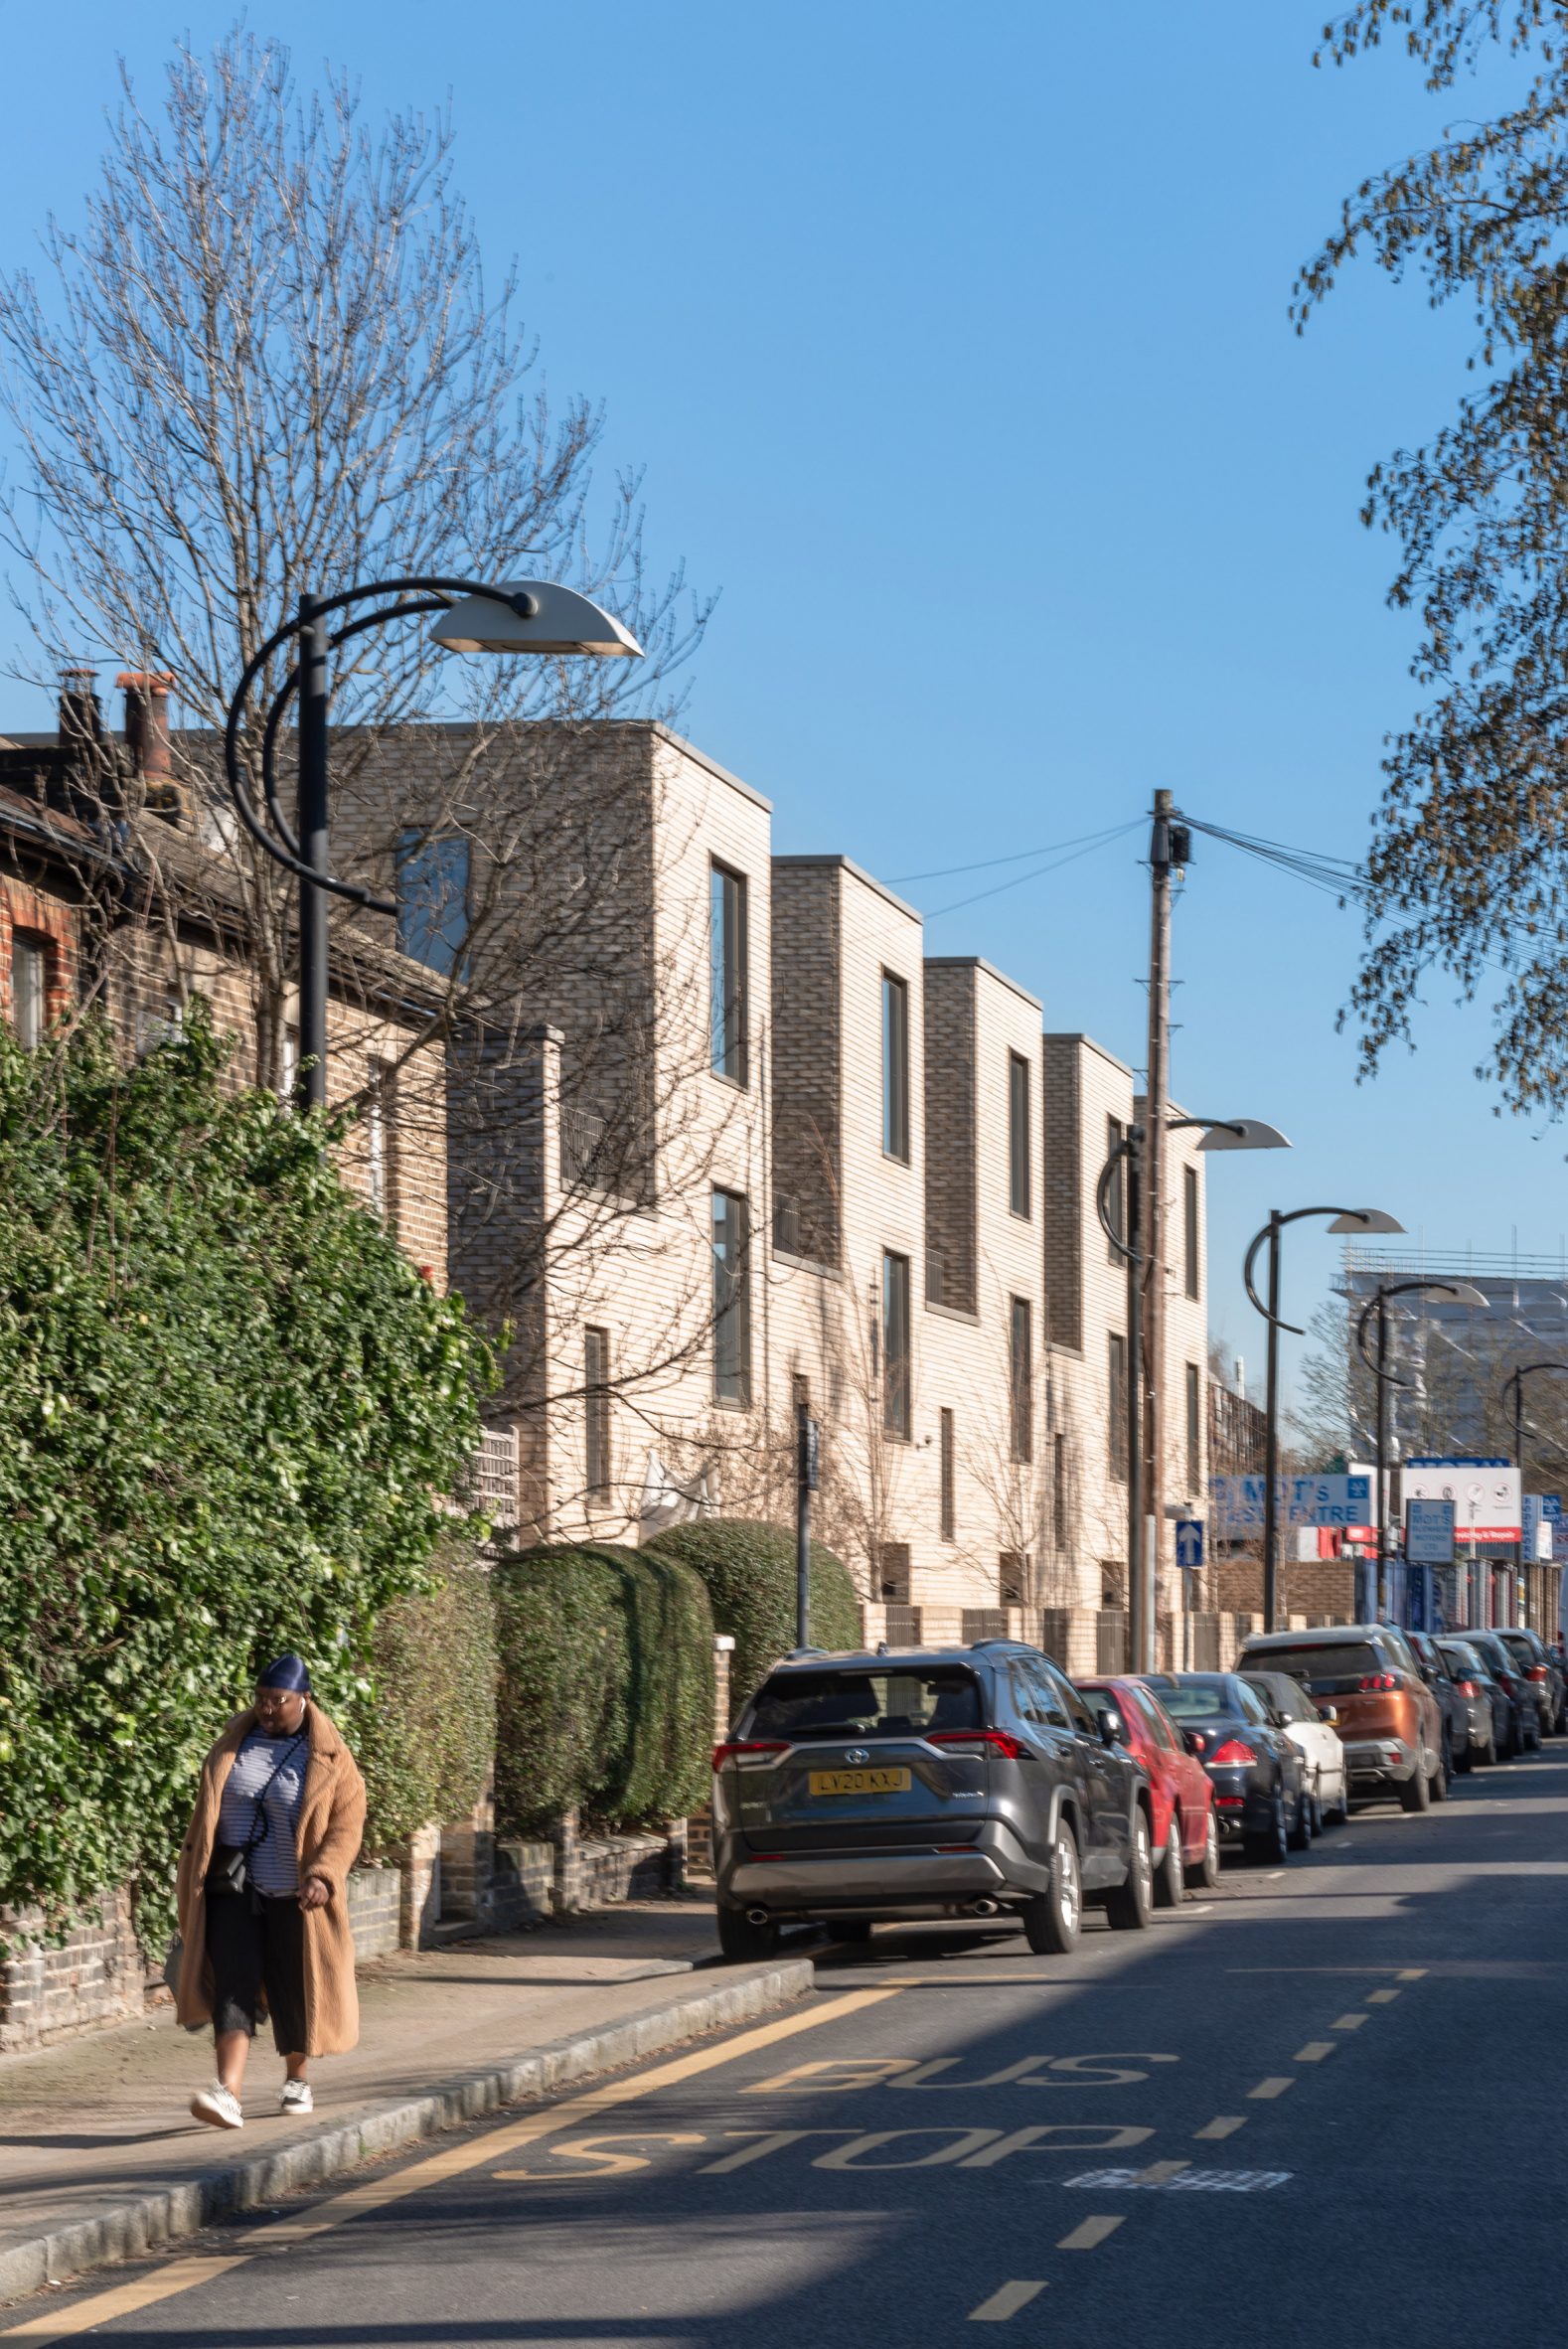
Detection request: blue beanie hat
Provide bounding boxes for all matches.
[256,1651,311,1693]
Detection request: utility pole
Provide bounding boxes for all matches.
[1136,790,1175,1674]
[795,1403,819,1648]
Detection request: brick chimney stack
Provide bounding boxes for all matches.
[57,666,103,754]
[116,671,185,824]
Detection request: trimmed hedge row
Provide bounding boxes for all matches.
[357,1551,499,1855]
[643,1519,861,1716]
[493,1544,713,1838]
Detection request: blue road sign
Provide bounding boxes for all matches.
[1175,1519,1204,1571]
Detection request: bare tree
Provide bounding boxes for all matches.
[0,26,734,1477]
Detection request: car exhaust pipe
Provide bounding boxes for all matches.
[967,1897,1000,1918]
[745,1907,770,1927]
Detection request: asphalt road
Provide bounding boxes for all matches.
[9,1749,1568,2347]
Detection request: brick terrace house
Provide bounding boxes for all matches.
[0,673,450,1278]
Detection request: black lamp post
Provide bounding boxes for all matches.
[1097,1114,1288,1671]
[1502,1361,1568,1625]
[222,574,641,1107]
[1354,1277,1489,1620]
[1242,1206,1403,1634]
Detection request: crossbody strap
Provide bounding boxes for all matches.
[241,1731,306,1856]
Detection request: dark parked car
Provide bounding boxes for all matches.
[711,1644,1158,1960]
[1435,1637,1508,1767]
[1406,1630,1473,1777]
[1494,1627,1566,1739]
[1237,1625,1447,1810]
[1145,1672,1310,1865]
[1465,1631,1542,1756]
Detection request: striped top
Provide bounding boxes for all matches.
[218,1731,306,1895]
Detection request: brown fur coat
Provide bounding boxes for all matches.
[174,1699,367,2056]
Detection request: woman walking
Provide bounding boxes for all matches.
[175,1653,367,2129]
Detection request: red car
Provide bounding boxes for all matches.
[1078,1675,1219,1903]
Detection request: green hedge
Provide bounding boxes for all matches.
[0,1006,492,1949]
[642,1519,862,1716]
[493,1544,713,1837]
[357,1552,499,1855]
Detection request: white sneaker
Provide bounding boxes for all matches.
[279,2079,314,2114]
[190,2082,243,2130]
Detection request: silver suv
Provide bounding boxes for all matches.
[711,1643,1156,1960]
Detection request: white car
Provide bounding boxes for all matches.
[1242,1669,1348,1828]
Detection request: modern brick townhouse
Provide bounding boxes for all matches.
[335,717,1213,1669]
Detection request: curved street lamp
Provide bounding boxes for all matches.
[1242,1205,1404,1633]
[1097,1114,1290,1672]
[1354,1277,1489,1620]
[223,576,642,1107]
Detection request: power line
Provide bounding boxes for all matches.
[923,820,1144,918]
[890,818,1140,885]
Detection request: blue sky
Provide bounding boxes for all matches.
[0,3,1550,1404]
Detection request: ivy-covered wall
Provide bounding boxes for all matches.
[0,1009,493,1948]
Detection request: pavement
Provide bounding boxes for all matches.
[4,1754,1568,2344]
[0,1899,815,2310]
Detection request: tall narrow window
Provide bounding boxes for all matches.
[881,973,909,1161]
[396,832,470,977]
[712,1188,751,1405]
[1185,1360,1201,1492]
[366,1059,395,1216]
[1183,1163,1200,1301]
[1108,1332,1128,1481]
[1106,1115,1126,1263]
[585,1327,612,1499]
[709,862,748,1085]
[1010,1297,1033,1463]
[1053,1431,1067,1549]
[939,1407,956,1541]
[882,1250,911,1437]
[10,933,47,1047]
[1008,1051,1031,1217]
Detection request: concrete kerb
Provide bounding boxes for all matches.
[0,1956,816,2309]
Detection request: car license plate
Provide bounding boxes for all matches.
[809,1767,911,1797]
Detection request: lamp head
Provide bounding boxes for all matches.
[1328,1209,1405,1235]
[430,579,643,658]
[1436,1282,1490,1310]
[1196,1118,1291,1153]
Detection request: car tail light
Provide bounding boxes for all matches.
[1215,1795,1244,1808]
[1526,1665,1549,1682]
[926,1728,1027,1759]
[711,1739,789,1770]
[1356,1672,1399,1691]
[1209,1738,1256,1766]
[1457,1679,1478,1698]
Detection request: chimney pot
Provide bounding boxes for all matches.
[116,671,174,779]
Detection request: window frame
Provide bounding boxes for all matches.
[881,971,910,1163]
[709,861,749,1088]
[1108,1331,1129,1481]
[711,1187,752,1407]
[939,1405,956,1542]
[9,930,48,1048]
[1183,1162,1200,1300]
[585,1326,612,1500]
[395,830,471,979]
[882,1249,912,1439]
[1009,1295,1033,1464]
[1008,1050,1031,1218]
[1185,1359,1201,1491]
[1105,1115,1127,1263]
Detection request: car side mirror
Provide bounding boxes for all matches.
[1178,1726,1202,1756]
[1318,1704,1339,1727]
[1097,1708,1127,1747]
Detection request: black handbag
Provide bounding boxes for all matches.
[207,1732,305,1897]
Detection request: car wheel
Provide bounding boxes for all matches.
[1185,1807,1220,1890]
[1022,1822,1082,1957]
[823,1919,873,1945]
[1288,1784,1313,1851]
[1106,1811,1155,1930]
[1479,1731,1497,1767]
[1334,1775,1351,1823]
[1245,1795,1288,1866]
[1500,1713,1518,1760]
[1154,1818,1184,1909]
[1453,1737,1473,1775]
[1399,1752,1433,1812]
[717,1906,782,1962]
[1431,1734,1451,1801]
